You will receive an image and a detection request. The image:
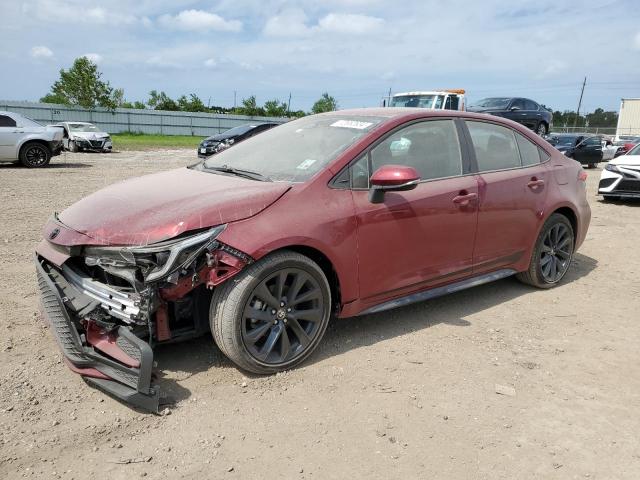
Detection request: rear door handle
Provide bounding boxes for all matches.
[527,179,545,189]
[452,192,478,206]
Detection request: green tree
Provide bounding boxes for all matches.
[263,99,288,117]
[147,90,179,111]
[41,56,115,109]
[177,93,208,112]
[235,95,264,116]
[311,92,337,114]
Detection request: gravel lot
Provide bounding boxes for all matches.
[1,150,639,479]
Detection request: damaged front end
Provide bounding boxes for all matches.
[36,224,252,411]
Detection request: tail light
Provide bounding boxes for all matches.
[578,170,588,182]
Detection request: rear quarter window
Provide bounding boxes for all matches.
[515,133,541,166]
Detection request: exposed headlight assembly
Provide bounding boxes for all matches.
[605,163,620,173]
[84,225,226,282]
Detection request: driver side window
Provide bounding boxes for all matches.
[350,120,463,189]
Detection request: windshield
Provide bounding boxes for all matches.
[217,124,256,138]
[68,123,100,132]
[629,144,640,155]
[202,115,385,182]
[390,95,441,108]
[472,98,511,109]
[547,135,577,147]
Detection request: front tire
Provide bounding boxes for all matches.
[19,142,51,168]
[517,213,574,289]
[68,140,78,153]
[210,250,331,374]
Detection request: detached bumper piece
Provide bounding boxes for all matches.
[36,257,159,412]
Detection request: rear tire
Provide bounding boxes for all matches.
[210,250,331,374]
[536,122,548,136]
[68,140,78,153]
[19,142,51,168]
[517,213,574,289]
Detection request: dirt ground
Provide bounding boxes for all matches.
[1,150,639,480]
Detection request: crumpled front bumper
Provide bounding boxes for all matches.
[35,256,159,412]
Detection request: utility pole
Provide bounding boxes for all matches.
[287,92,291,114]
[573,77,587,129]
[233,91,237,109]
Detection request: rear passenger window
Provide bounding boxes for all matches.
[466,121,521,171]
[538,148,550,163]
[515,133,540,166]
[0,115,17,127]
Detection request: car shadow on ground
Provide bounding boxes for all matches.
[152,252,598,406]
[598,197,640,207]
[0,162,92,169]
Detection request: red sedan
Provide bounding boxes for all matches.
[36,108,591,410]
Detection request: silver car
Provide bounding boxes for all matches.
[53,122,112,153]
[0,111,64,167]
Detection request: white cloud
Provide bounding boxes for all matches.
[263,9,311,37]
[30,45,53,59]
[316,13,383,34]
[204,58,217,68]
[158,10,242,32]
[83,53,103,64]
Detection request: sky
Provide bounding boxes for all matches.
[1,0,639,113]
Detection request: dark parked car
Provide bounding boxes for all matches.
[467,97,552,135]
[546,133,603,168]
[198,123,279,158]
[36,108,590,410]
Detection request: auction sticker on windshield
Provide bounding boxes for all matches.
[296,159,317,170]
[330,120,373,130]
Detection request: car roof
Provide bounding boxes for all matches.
[321,107,518,122]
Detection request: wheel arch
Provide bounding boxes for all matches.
[268,244,342,314]
[19,138,52,156]
[545,205,579,247]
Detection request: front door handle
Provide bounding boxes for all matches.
[452,192,478,206]
[527,178,545,189]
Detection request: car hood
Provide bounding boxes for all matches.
[56,167,291,246]
[610,154,640,166]
[72,131,110,140]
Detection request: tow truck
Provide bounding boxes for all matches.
[382,89,466,111]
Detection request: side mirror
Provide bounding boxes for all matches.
[368,165,420,204]
[510,106,520,111]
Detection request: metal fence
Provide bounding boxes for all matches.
[0,101,288,137]
[550,126,640,138]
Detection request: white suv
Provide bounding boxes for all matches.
[0,111,64,167]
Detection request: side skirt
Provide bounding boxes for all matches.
[359,268,517,316]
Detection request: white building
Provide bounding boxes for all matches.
[615,98,640,139]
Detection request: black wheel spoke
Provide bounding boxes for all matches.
[287,273,306,303]
[245,306,273,322]
[245,321,272,345]
[275,271,286,301]
[290,288,320,306]
[290,308,322,323]
[280,327,291,360]
[287,318,311,348]
[556,249,571,260]
[258,326,282,360]
[254,283,280,310]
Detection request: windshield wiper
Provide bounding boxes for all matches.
[203,164,272,182]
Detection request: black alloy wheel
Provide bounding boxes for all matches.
[210,250,331,374]
[20,143,51,168]
[517,213,574,288]
[242,268,324,365]
[539,223,573,283]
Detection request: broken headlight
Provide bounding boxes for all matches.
[84,225,226,283]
